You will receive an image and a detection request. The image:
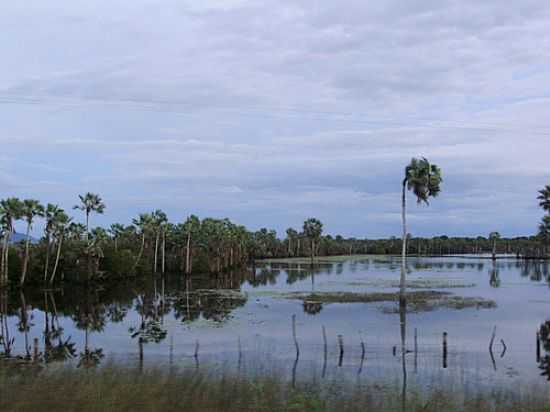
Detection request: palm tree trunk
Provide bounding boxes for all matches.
[288,238,291,256]
[44,234,51,282]
[20,222,32,286]
[85,212,89,243]
[161,231,166,274]
[154,233,159,274]
[399,298,407,412]
[133,233,146,273]
[0,235,6,286]
[3,226,13,285]
[400,180,407,304]
[185,233,191,274]
[50,234,64,284]
[310,239,314,264]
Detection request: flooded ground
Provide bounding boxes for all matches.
[1,256,550,392]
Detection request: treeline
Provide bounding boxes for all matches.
[0,188,548,287]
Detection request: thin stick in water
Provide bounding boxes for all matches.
[322,325,327,378]
[442,332,448,369]
[358,332,366,375]
[338,334,344,367]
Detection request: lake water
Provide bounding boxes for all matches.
[1,256,549,392]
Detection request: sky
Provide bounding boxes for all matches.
[1,0,550,238]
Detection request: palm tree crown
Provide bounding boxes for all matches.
[74,193,106,215]
[73,193,105,240]
[404,157,442,204]
[538,185,550,213]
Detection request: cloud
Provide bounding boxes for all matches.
[1,0,549,237]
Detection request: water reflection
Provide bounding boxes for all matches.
[0,256,549,382]
[0,275,249,364]
[489,262,501,288]
[539,321,550,380]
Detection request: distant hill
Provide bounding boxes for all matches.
[9,232,38,244]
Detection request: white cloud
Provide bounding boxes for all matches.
[1,0,549,237]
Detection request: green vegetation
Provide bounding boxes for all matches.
[283,290,496,313]
[0,365,548,412]
[284,290,450,303]
[1,181,548,287]
[342,277,476,289]
[539,185,550,256]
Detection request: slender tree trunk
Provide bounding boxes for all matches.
[3,226,13,285]
[310,239,314,264]
[288,238,291,256]
[185,233,191,274]
[133,233,146,273]
[20,222,32,287]
[50,234,64,284]
[399,298,407,412]
[161,231,166,274]
[114,237,118,252]
[0,235,6,286]
[85,212,89,243]
[44,233,51,282]
[400,181,407,304]
[154,233,159,274]
[492,239,497,260]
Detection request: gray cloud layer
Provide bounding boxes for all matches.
[1,0,549,237]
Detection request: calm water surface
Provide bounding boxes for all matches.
[2,256,550,390]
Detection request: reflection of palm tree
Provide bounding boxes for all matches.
[303,300,322,315]
[399,300,408,412]
[131,289,168,367]
[78,347,104,368]
[17,291,33,358]
[0,290,14,356]
[538,321,550,379]
[43,292,77,363]
[489,262,501,288]
[73,294,106,369]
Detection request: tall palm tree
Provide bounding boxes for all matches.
[182,215,201,275]
[20,199,45,286]
[0,198,23,286]
[400,158,442,301]
[50,211,71,284]
[132,213,153,273]
[108,223,125,252]
[73,193,105,242]
[43,204,63,282]
[286,228,298,257]
[151,210,168,274]
[303,218,323,264]
[538,185,550,213]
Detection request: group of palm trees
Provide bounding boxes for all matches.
[0,190,332,287]
[1,157,547,289]
[0,194,103,287]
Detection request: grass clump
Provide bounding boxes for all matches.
[284,291,496,313]
[344,277,476,289]
[0,365,549,412]
[284,290,450,304]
